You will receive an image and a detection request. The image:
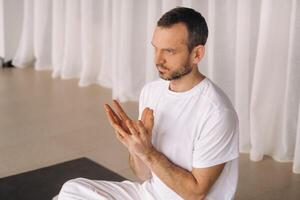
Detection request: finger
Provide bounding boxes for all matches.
[104,105,118,126]
[132,121,140,134]
[148,109,154,133]
[113,123,130,140]
[137,120,148,138]
[137,120,147,133]
[105,104,132,135]
[104,104,122,125]
[144,109,154,131]
[113,100,131,121]
[121,120,131,134]
[115,130,128,146]
[114,130,124,139]
[141,108,149,123]
[126,120,138,137]
[149,109,154,123]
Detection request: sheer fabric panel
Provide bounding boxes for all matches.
[12,0,300,173]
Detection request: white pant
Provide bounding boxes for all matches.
[57,178,158,200]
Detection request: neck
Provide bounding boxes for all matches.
[169,65,205,92]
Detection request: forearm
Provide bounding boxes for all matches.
[141,148,206,200]
[129,153,152,181]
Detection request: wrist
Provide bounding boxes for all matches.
[140,147,157,166]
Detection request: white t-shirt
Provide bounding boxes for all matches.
[139,78,239,200]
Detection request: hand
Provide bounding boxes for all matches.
[104,100,153,134]
[105,100,131,133]
[104,100,154,158]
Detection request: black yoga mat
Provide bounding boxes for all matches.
[0,157,126,200]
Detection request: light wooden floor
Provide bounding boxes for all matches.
[1,67,300,200]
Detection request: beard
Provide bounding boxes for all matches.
[157,64,193,81]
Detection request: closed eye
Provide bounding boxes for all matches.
[164,49,176,54]
[151,42,176,55]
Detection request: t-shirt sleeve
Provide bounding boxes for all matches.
[192,109,239,168]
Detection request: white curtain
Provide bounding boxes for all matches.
[12,0,300,173]
[0,0,4,61]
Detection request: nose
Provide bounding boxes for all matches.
[154,50,165,65]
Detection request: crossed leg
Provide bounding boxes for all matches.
[57,178,156,200]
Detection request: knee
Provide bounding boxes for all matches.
[61,178,86,191]
[58,178,87,199]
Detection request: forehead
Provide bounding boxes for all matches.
[152,23,188,48]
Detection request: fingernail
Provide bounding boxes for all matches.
[104,104,109,111]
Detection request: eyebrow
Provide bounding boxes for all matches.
[151,42,176,51]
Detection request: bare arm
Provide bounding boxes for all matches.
[140,148,225,200]
[129,153,152,181]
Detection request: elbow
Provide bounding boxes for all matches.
[187,185,207,200]
[188,193,206,200]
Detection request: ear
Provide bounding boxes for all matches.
[191,45,205,65]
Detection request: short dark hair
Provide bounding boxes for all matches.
[157,7,208,52]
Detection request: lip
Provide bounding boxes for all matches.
[157,66,168,72]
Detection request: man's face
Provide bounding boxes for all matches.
[151,23,193,81]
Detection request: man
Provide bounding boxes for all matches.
[58,7,239,200]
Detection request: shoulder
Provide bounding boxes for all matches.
[200,78,236,114]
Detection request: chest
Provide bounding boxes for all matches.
[151,97,203,170]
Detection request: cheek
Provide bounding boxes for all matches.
[165,54,190,68]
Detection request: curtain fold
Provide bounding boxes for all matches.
[12,0,300,173]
